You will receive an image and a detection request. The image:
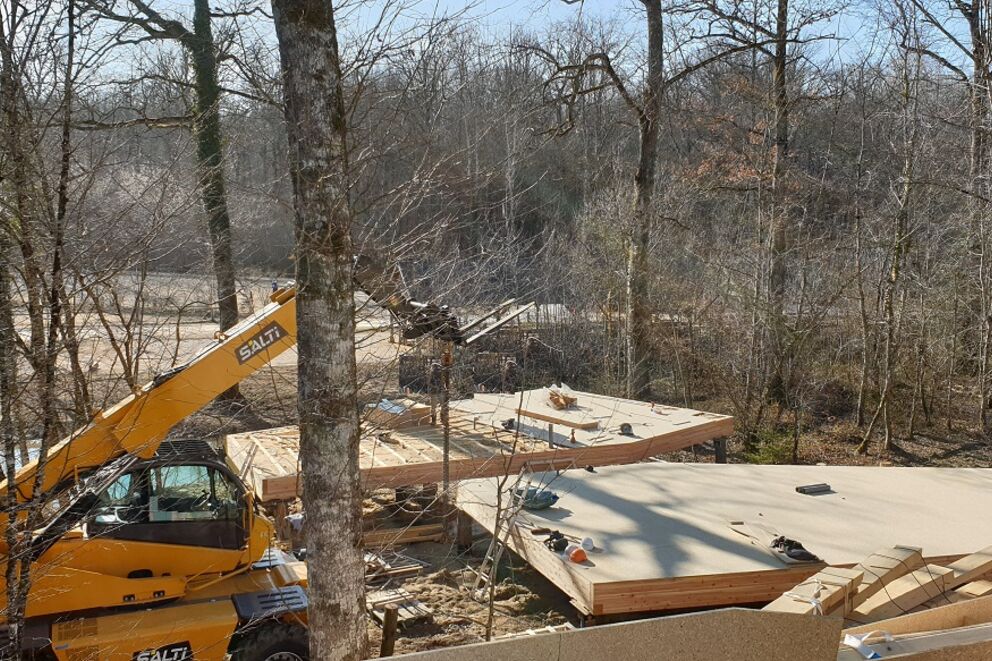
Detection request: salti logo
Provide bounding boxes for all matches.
[235,322,288,364]
[132,641,193,661]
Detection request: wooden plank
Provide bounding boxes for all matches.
[763,566,863,615]
[851,565,954,623]
[945,545,992,589]
[366,588,433,628]
[959,580,992,599]
[365,399,432,429]
[516,406,600,430]
[915,580,992,611]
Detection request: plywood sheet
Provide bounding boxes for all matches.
[456,463,992,615]
[382,608,842,661]
[454,388,733,448]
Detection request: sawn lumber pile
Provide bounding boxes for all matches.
[764,543,992,659]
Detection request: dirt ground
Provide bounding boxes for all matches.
[364,540,574,654]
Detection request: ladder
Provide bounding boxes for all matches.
[471,458,576,600]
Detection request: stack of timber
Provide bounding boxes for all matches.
[365,398,432,429]
[362,523,445,548]
[456,463,992,617]
[766,544,992,619]
[225,389,733,501]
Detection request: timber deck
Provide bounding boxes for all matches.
[224,389,733,501]
[455,462,992,616]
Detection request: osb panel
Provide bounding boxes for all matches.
[378,609,841,661]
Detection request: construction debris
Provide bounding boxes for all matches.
[367,587,434,628]
[547,387,577,410]
[365,550,427,585]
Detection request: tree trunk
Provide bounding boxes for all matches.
[858,43,918,455]
[190,0,241,401]
[0,232,14,486]
[0,230,21,659]
[272,1,367,658]
[767,0,790,404]
[627,0,664,400]
[966,5,992,432]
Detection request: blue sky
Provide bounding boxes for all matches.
[418,0,972,69]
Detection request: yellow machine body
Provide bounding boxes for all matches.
[0,262,461,657]
[0,288,302,657]
[46,562,308,661]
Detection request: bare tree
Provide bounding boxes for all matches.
[271,0,366,658]
[84,0,245,401]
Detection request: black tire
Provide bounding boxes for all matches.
[230,622,309,661]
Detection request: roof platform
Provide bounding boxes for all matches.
[224,389,733,501]
[455,462,992,616]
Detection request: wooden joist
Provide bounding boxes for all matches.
[588,566,827,615]
[944,545,992,589]
[958,580,992,599]
[763,566,863,615]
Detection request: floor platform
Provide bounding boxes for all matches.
[455,462,992,616]
[224,389,733,501]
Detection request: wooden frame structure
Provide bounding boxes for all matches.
[225,390,733,501]
[455,463,992,616]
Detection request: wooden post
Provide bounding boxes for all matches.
[456,510,474,548]
[714,438,728,464]
[379,604,398,657]
[441,343,452,503]
[274,500,288,541]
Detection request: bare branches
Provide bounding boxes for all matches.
[80,0,189,42]
[74,114,194,130]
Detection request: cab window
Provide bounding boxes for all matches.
[150,465,241,522]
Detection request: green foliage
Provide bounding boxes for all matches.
[743,427,794,465]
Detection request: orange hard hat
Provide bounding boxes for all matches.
[569,547,588,563]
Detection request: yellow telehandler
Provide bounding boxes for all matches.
[0,256,466,660]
